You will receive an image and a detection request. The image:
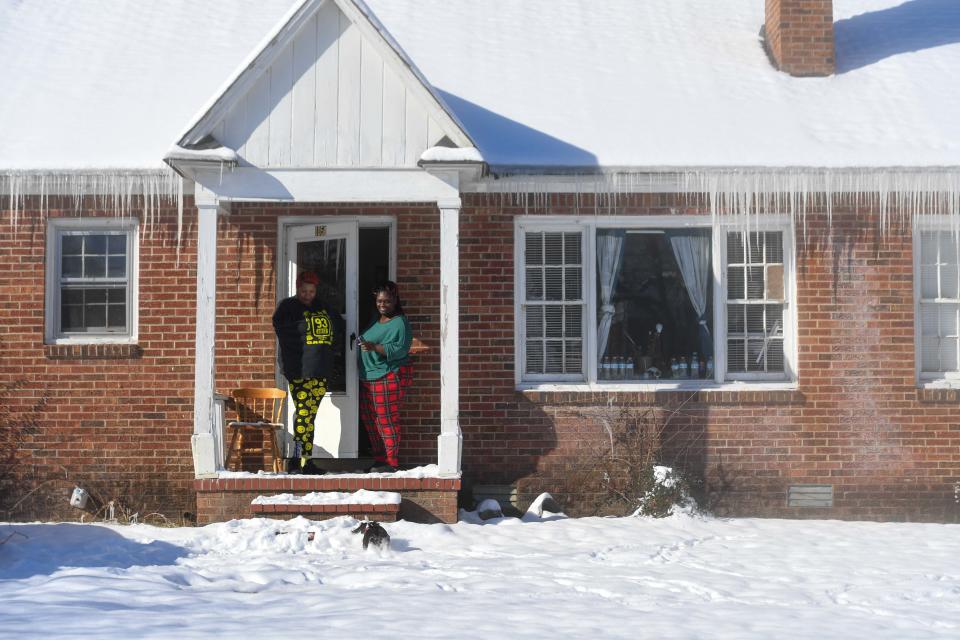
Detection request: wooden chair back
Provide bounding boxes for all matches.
[224,387,288,473]
[229,387,286,425]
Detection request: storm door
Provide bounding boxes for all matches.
[285,222,359,458]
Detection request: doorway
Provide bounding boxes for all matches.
[281,220,392,461]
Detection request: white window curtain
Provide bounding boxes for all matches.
[668,231,711,356]
[597,230,626,359]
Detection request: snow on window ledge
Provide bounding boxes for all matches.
[517,380,798,393]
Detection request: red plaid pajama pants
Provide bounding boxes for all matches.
[359,365,413,467]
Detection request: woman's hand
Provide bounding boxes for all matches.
[358,339,384,355]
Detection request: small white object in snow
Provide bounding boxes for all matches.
[524,492,565,519]
[251,490,401,506]
[419,146,484,163]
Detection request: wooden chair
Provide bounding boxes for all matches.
[224,387,287,473]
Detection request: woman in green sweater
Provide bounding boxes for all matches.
[357,281,413,473]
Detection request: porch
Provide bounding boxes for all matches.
[181,168,477,526]
[198,392,461,524]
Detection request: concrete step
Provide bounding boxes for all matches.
[250,490,400,522]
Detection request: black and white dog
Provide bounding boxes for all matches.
[352,520,390,550]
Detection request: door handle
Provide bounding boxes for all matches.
[349,332,356,351]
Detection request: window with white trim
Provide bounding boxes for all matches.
[46,220,138,342]
[516,219,794,385]
[917,227,960,379]
[725,231,786,377]
[520,230,585,378]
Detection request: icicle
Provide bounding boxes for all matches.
[176,176,184,264]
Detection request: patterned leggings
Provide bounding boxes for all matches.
[288,378,326,458]
[359,365,413,467]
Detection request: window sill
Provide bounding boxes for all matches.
[45,343,143,360]
[917,384,960,403]
[518,381,802,405]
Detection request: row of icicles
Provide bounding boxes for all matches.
[3,166,960,247]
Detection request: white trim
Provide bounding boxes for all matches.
[438,203,463,475]
[44,217,139,345]
[518,381,799,393]
[515,220,588,385]
[192,188,219,477]
[913,216,960,386]
[513,214,798,389]
[188,166,460,203]
[715,217,797,383]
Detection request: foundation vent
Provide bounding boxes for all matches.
[788,484,834,508]
[472,484,518,510]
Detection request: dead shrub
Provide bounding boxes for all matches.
[551,399,706,517]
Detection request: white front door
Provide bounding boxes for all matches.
[285,222,359,458]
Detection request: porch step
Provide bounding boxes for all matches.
[251,489,401,522]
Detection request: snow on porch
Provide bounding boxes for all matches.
[195,465,461,524]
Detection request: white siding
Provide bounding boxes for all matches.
[219,4,448,169]
[290,13,318,167]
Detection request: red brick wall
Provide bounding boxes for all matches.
[764,0,835,76]
[0,199,441,521]
[458,192,960,522]
[7,192,959,524]
[0,197,199,522]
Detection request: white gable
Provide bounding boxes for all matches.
[207,0,456,168]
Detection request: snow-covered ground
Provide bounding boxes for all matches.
[2,512,959,639]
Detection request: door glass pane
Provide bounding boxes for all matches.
[298,238,347,393]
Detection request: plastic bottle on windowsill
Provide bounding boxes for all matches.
[706,356,714,379]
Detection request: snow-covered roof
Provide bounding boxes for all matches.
[1,0,959,172]
[363,0,960,169]
[0,0,294,170]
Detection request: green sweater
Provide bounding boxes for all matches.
[358,315,412,381]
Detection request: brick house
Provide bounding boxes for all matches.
[2,0,959,524]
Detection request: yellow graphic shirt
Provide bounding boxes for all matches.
[305,308,334,346]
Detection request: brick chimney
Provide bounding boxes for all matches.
[763,0,835,76]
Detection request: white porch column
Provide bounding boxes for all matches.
[191,187,220,477]
[437,199,463,476]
